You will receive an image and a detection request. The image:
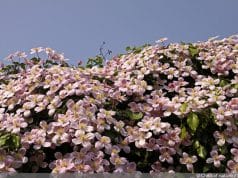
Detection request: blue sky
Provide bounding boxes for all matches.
[0,0,237,65]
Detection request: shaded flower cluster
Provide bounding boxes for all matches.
[0,35,238,173]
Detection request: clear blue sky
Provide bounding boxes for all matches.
[0,0,237,65]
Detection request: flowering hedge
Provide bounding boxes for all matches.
[0,36,238,173]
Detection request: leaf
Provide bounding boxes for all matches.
[180,126,187,140]
[11,135,21,149]
[135,151,141,157]
[233,84,238,89]
[126,46,131,51]
[189,45,199,57]
[187,112,199,132]
[0,133,11,147]
[219,146,228,155]
[180,103,188,113]
[203,165,211,173]
[128,111,143,120]
[197,145,207,159]
[219,79,230,87]
[193,140,200,149]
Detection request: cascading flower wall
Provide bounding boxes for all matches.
[0,35,238,173]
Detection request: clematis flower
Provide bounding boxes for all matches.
[231,148,238,163]
[150,161,166,173]
[134,131,152,148]
[145,138,160,151]
[151,117,170,135]
[47,122,70,145]
[213,131,226,146]
[11,148,28,169]
[70,118,94,132]
[0,149,14,172]
[50,158,74,173]
[228,98,238,115]
[95,134,112,150]
[47,96,62,116]
[179,152,197,172]
[206,150,225,167]
[72,130,95,148]
[227,160,238,173]
[137,116,153,132]
[110,155,127,166]
[97,109,116,124]
[75,163,92,173]
[105,145,121,156]
[29,151,48,172]
[159,147,176,164]
[14,51,27,59]
[95,117,110,132]
[30,47,44,54]
[118,138,131,153]
[3,114,27,133]
[211,106,233,126]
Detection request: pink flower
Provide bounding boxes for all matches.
[72,130,95,148]
[158,127,181,147]
[124,162,137,173]
[110,155,127,166]
[213,131,226,146]
[105,145,121,156]
[145,138,160,151]
[0,149,15,172]
[150,161,166,173]
[95,117,110,132]
[30,47,44,54]
[47,122,70,145]
[206,150,225,167]
[73,162,91,173]
[3,114,27,133]
[11,148,28,169]
[95,134,111,150]
[231,148,238,162]
[133,130,152,148]
[180,152,197,172]
[137,117,153,132]
[150,117,170,135]
[50,158,74,173]
[159,147,176,164]
[228,98,238,115]
[47,96,62,116]
[97,109,116,124]
[29,151,48,172]
[227,160,238,173]
[70,119,94,132]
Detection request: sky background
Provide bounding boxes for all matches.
[0,0,237,65]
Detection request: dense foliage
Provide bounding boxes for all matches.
[0,36,238,173]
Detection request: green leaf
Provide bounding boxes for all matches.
[219,79,230,87]
[193,140,200,149]
[189,45,199,57]
[233,84,238,89]
[126,46,131,51]
[128,111,143,120]
[197,145,207,159]
[219,146,228,155]
[203,165,211,173]
[135,151,141,157]
[0,133,10,147]
[180,103,188,113]
[187,112,199,132]
[0,133,20,150]
[11,135,21,149]
[180,126,187,140]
